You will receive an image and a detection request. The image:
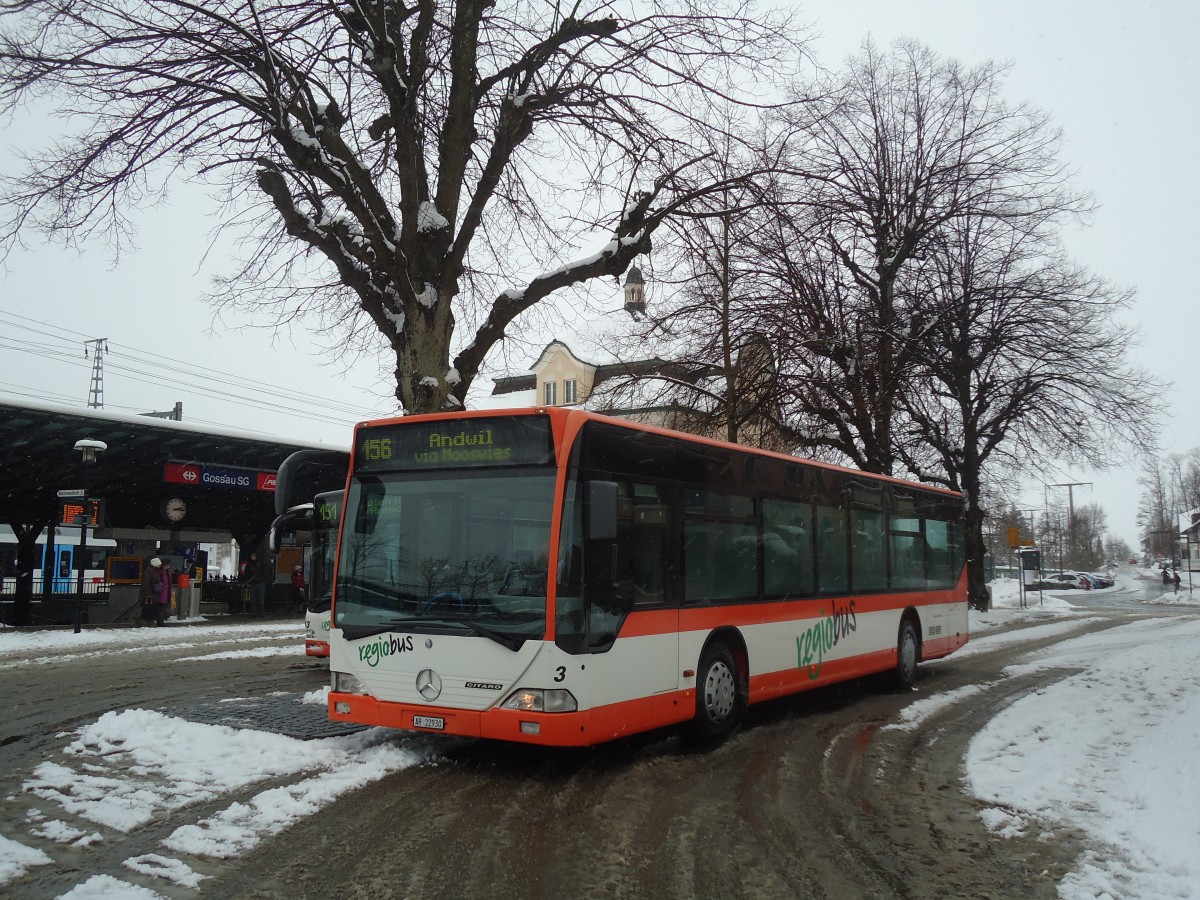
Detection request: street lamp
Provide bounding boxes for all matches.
[622,265,646,318]
[72,438,106,634]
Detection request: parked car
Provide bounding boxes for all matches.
[1087,572,1115,589]
[1041,572,1082,589]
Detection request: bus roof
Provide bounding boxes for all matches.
[355,406,963,501]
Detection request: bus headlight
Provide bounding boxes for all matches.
[333,672,366,695]
[501,688,578,713]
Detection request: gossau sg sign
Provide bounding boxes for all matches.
[163,462,276,492]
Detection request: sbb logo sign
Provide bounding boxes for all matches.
[164,463,202,485]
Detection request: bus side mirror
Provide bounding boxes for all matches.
[586,481,618,542]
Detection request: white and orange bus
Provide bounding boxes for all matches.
[328,408,968,746]
[271,450,350,658]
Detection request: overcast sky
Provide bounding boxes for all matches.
[1,0,1195,551]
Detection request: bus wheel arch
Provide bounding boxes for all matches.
[893,609,923,692]
[690,630,748,742]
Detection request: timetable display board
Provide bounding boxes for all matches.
[58,498,104,528]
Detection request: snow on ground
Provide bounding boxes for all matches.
[0,832,52,883]
[8,707,437,897]
[966,615,1200,899]
[955,570,1200,898]
[0,621,300,660]
[2,573,1199,897]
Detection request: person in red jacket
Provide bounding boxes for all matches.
[291,564,307,614]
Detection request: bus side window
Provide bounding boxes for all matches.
[816,505,849,594]
[852,506,887,592]
[890,516,926,588]
[684,488,756,602]
[925,519,954,587]
[763,497,813,597]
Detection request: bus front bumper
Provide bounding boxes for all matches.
[328,691,595,747]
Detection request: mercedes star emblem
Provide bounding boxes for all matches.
[416,668,442,702]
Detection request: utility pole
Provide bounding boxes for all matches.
[1016,508,1038,539]
[1049,481,1092,569]
[84,338,108,409]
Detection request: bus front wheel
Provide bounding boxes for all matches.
[691,642,743,741]
[893,619,920,692]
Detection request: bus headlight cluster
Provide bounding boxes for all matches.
[501,688,578,713]
[333,672,367,695]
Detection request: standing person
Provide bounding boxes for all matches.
[291,564,306,614]
[139,560,158,627]
[145,557,172,627]
[247,551,271,617]
[1173,569,1182,593]
[1162,566,1171,587]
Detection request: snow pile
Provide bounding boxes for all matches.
[0,833,52,883]
[24,708,430,852]
[0,622,300,660]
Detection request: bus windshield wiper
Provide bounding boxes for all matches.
[339,617,526,650]
[465,623,526,652]
[339,617,457,641]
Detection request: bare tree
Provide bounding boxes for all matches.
[0,0,802,413]
[1103,535,1132,565]
[894,209,1159,604]
[1137,458,1175,562]
[1138,450,1200,561]
[1069,503,1107,571]
[719,39,1160,607]
[764,39,1089,476]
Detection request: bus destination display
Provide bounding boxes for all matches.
[315,496,341,525]
[355,416,554,472]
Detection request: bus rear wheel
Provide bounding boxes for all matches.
[893,619,920,691]
[691,642,743,741]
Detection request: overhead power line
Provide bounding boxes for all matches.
[0,310,393,427]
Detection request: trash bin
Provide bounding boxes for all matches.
[174,574,200,620]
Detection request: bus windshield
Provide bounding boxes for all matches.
[308,491,341,614]
[334,468,556,646]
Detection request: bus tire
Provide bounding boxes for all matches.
[893,618,920,692]
[691,642,743,741]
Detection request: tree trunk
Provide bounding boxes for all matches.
[395,290,457,415]
[9,522,43,626]
[964,497,989,611]
[959,445,990,609]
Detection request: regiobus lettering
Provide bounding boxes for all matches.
[797,601,858,680]
[325,409,969,748]
[359,634,415,668]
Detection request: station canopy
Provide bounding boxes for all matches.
[0,398,348,543]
